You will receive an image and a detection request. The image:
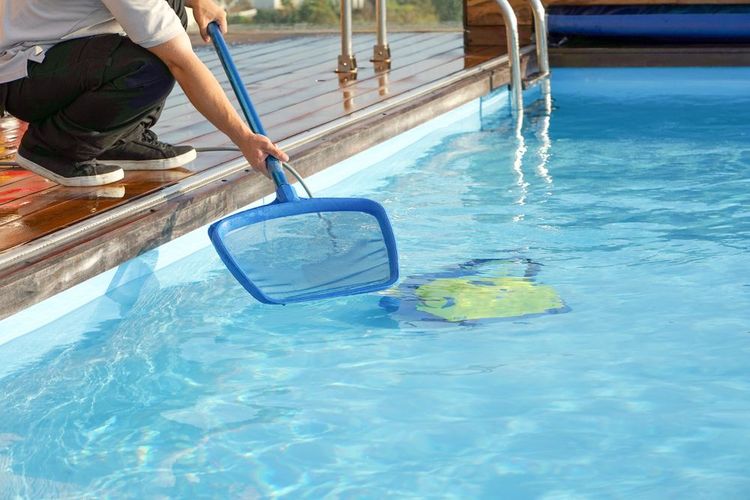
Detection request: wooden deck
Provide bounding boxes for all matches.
[0,31,521,319]
[0,32,492,255]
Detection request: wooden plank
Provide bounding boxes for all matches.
[149,48,477,174]
[161,34,380,113]
[190,35,333,73]
[168,32,423,108]
[467,0,533,26]
[182,34,461,110]
[153,46,465,150]
[158,34,420,123]
[464,46,506,67]
[191,32,421,75]
[155,35,429,137]
[155,43,468,149]
[0,172,55,204]
[157,34,462,138]
[158,33,438,123]
[173,49,475,153]
[0,170,191,252]
[465,25,534,49]
[464,0,534,49]
[0,168,34,188]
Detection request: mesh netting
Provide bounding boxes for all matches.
[222,210,393,303]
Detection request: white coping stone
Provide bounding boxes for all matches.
[0,90,511,349]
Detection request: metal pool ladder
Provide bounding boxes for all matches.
[494,0,551,111]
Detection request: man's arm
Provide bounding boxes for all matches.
[147,32,288,173]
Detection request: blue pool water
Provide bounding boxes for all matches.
[1,68,749,498]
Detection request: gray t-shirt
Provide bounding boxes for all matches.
[0,0,185,84]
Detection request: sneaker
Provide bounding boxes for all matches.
[16,144,124,187]
[98,130,197,170]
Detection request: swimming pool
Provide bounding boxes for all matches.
[1,67,749,497]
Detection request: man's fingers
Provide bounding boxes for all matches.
[242,136,289,171]
[274,148,289,162]
[197,11,225,42]
[197,16,211,42]
[265,146,288,163]
[259,137,289,162]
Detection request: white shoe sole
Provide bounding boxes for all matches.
[98,148,197,171]
[16,154,124,187]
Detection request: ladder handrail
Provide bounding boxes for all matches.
[527,0,550,76]
[493,0,523,111]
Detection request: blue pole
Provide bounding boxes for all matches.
[207,22,291,191]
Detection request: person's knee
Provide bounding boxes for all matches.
[137,52,176,103]
[111,40,176,106]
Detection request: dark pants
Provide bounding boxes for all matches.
[0,0,188,161]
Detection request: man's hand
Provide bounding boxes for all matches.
[186,0,227,43]
[240,132,290,175]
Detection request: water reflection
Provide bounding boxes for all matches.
[0,114,25,162]
[377,72,390,97]
[493,88,556,223]
[511,109,529,221]
[339,76,356,112]
[534,86,554,189]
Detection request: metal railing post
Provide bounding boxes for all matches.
[372,0,390,67]
[515,0,551,95]
[527,0,550,77]
[337,0,357,74]
[493,0,522,111]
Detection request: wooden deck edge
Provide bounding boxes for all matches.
[550,45,750,67]
[0,50,533,321]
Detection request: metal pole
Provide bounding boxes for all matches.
[337,0,357,73]
[493,0,522,111]
[372,0,390,65]
[527,0,550,76]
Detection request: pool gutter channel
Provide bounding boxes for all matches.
[0,46,536,321]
